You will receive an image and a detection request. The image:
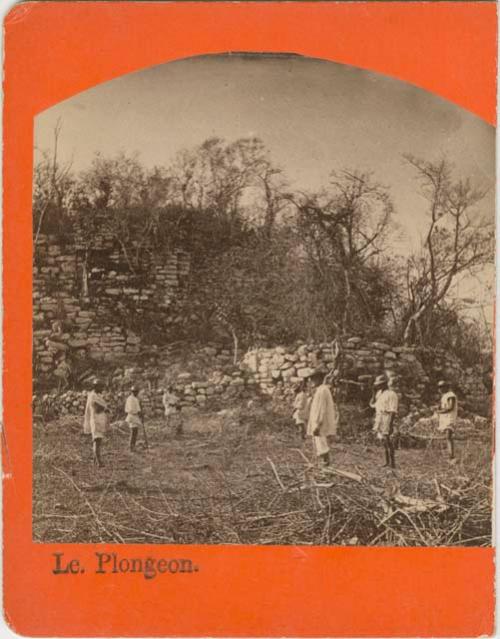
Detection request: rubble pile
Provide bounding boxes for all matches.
[243,338,490,412]
[400,411,491,440]
[33,235,491,419]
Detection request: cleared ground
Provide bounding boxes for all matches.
[33,403,492,546]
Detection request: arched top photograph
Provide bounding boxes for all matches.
[32,52,494,548]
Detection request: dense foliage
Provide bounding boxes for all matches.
[33,134,494,363]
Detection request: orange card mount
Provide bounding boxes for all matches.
[3,2,496,637]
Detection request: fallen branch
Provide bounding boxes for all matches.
[321,466,363,483]
[267,457,286,491]
[53,466,123,543]
[392,491,448,513]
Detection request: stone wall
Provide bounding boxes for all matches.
[33,232,190,383]
[33,232,490,414]
[48,339,491,420]
[241,338,490,412]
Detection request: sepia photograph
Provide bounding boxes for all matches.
[32,53,494,547]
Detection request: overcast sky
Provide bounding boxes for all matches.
[35,53,494,314]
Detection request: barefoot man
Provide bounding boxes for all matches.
[372,375,399,469]
[162,385,183,436]
[125,386,142,452]
[437,380,457,461]
[83,380,109,467]
[292,381,309,440]
[307,368,339,466]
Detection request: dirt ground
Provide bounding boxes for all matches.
[33,402,492,546]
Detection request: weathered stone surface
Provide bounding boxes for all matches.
[230,378,244,386]
[34,329,51,338]
[75,317,92,325]
[400,353,417,362]
[203,347,218,357]
[370,342,391,351]
[33,235,489,413]
[352,349,372,358]
[297,367,314,378]
[40,303,57,312]
[69,339,88,348]
[281,368,296,380]
[272,355,285,368]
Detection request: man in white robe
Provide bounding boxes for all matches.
[307,369,339,465]
[437,380,457,461]
[162,385,183,436]
[83,380,108,467]
[125,386,142,451]
[292,381,309,440]
[370,374,389,440]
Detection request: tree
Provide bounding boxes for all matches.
[188,243,266,363]
[33,119,75,244]
[79,151,147,209]
[168,137,288,235]
[291,170,394,333]
[253,163,290,239]
[187,230,308,359]
[77,152,177,273]
[402,156,494,345]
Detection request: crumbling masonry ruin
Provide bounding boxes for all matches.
[33,229,491,418]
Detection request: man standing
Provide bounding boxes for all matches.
[83,380,109,467]
[306,368,339,466]
[370,375,387,418]
[162,385,183,436]
[292,381,309,440]
[54,354,71,391]
[373,375,399,469]
[125,386,142,452]
[437,380,457,461]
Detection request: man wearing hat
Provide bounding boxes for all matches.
[437,380,457,461]
[83,380,109,467]
[371,374,399,469]
[125,386,143,452]
[306,367,339,465]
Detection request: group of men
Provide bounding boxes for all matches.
[83,382,183,467]
[82,368,459,470]
[293,369,458,469]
